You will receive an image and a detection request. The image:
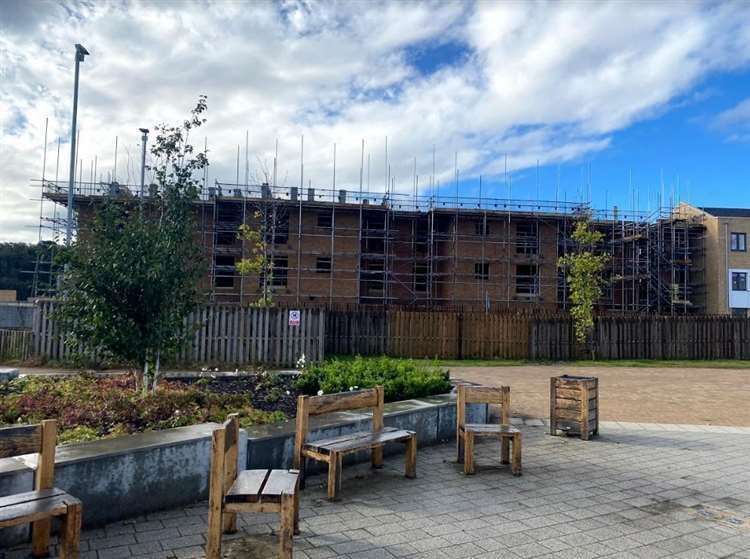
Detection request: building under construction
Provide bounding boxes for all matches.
[37,179,706,314]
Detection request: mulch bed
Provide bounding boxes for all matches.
[173,373,301,417]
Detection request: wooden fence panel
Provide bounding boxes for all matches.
[29,302,325,367]
[0,329,33,361]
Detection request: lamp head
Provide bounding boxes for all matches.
[75,44,89,62]
[139,128,149,135]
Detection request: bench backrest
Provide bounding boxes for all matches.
[209,414,239,504]
[457,385,510,430]
[294,386,384,462]
[0,420,57,492]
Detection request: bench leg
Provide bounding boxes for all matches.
[327,452,342,501]
[404,435,417,479]
[59,501,82,559]
[464,432,475,475]
[501,436,510,465]
[372,445,384,469]
[457,431,464,463]
[205,503,223,559]
[299,456,307,490]
[512,433,522,476]
[279,493,295,559]
[293,488,300,536]
[31,517,52,558]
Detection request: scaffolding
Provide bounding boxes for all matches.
[33,177,706,314]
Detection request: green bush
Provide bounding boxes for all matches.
[295,356,451,402]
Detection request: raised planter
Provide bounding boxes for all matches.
[0,392,484,546]
[549,375,599,440]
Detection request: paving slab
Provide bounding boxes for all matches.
[9,422,750,558]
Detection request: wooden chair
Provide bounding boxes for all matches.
[457,386,522,476]
[206,414,300,559]
[0,420,82,558]
[293,386,417,501]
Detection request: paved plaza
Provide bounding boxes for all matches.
[7,421,750,559]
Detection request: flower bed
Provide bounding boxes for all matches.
[0,357,452,445]
[0,374,289,444]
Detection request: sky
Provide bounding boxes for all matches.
[2,0,750,243]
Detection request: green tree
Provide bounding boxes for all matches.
[56,97,208,393]
[236,202,287,307]
[558,216,610,350]
[236,216,273,307]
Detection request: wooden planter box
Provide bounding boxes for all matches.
[549,375,598,440]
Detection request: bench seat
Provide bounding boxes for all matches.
[461,423,520,437]
[0,488,79,529]
[304,427,415,456]
[225,469,299,505]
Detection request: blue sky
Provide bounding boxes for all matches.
[2,1,750,242]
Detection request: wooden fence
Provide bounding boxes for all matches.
[0,329,33,362]
[328,310,750,361]
[326,310,535,359]
[22,301,750,365]
[32,301,325,367]
[525,315,750,360]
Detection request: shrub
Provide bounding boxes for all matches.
[295,356,451,402]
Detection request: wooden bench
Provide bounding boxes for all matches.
[457,385,522,476]
[206,414,300,559]
[0,420,82,558]
[293,386,417,501]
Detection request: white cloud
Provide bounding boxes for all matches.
[709,97,750,142]
[2,0,750,242]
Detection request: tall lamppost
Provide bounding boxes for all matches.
[139,128,149,201]
[66,43,89,246]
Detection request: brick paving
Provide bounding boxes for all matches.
[7,421,750,558]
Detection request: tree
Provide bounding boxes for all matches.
[56,97,208,393]
[236,217,274,307]
[558,216,610,351]
[236,201,288,307]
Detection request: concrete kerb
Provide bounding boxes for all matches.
[0,391,485,546]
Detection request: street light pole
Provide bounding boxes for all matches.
[66,43,89,246]
[139,128,149,201]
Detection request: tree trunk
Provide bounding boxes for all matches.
[152,351,161,394]
[142,359,150,397]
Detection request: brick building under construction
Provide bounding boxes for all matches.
[40,180,707,314]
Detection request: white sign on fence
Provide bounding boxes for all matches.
[288,309,301,326]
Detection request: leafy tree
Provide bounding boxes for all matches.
[236,203,287,307]
[236,217,273,307]
[558,216,610,350]
[56,97,208,393]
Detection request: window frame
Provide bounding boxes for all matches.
[731,271,747,291]
[731,232,747,252]
[474,261,490,280]
[515,264,539,296]
[271,256,289,287]
[317,211,333,229]
[316,256,332,274]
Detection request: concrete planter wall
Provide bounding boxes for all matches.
[0,393,483,547]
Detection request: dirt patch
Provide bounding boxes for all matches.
[450,364,750,426]
[174,374,300,417]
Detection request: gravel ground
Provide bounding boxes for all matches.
[450,364,750,426]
